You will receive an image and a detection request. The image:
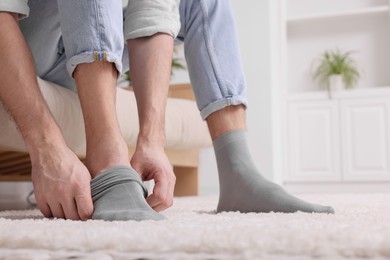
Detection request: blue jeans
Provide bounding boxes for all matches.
[176,0,247,119]
[19,0,124,91]
[20,0,247,119]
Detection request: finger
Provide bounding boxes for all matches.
[130,161,142,178]
[167,175,175,207]
[48,202,65,219]
[153,198,169,212]
[146,178,169,210]
[62,198,81,221]
[153,176,175,212]
[146,193,161,210]
[168,172,176,205]
[75,192,94,221]
[38,202,53,219]
[34,193,53,218]
[153,204,164,212]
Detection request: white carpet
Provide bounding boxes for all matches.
[0,194,389,260]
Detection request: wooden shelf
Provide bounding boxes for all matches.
[0,151,31,181]
[287,5,388,24]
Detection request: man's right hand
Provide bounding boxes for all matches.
[0,11,93,221]
[30,142,94,221]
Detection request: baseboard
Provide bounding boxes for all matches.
[284,181,390,193]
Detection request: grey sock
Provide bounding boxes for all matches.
[91,166,165,221]
[214,130,334,214]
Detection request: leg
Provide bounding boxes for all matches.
[177,0,247,120]
[57,0,163,221]
[207,106,334,213]
[123,0,180,212]
[19,0,75,90]
[179,0,334,214]
[206,105,246,140]
[22,0,129,173]
[73,61,130,176]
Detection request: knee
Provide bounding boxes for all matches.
[124,0,180,40]
[179,0,233,35]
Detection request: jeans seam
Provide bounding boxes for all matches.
[199,0,229,97]
[93,0,103,61]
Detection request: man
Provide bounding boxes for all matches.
[0,0,333,221]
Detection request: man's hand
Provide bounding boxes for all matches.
[31,142,94,221]
[0,12,93,221]
[131,145,176,212]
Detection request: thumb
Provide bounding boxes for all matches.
[75,190,94,221]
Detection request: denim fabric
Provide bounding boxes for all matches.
[124,0,180,40]
[19,1,73,89]
[20,0,123,91]
[57,0,124,79]
[0,0,29,19]
[18,0,247,119]
[177,0,247,119]
[122,0,248,119]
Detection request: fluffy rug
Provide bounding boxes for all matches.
[0,194,389,260]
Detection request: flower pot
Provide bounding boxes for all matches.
[329,75,344,92]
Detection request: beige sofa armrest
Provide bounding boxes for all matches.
[125,83,195,101]
[168,83,195,101]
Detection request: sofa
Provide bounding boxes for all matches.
[0,78,211,196]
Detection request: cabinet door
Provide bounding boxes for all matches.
[286,100,341,181]
[341,98,390,181]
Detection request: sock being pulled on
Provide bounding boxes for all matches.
[213,130,334,214]
[91,165,165,221]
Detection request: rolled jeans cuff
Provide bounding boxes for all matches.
[66,51,123,78]
[124,23,180,40]
[200,96,248,120]
[124,0,180,40]
[0,0,29,19]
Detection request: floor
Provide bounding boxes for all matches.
[0,193,389,259]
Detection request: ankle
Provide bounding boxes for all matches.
[86,138,130,177]
[206,105,246,140]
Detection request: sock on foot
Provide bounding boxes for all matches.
[91,165,165,221]
[213,130,334,214]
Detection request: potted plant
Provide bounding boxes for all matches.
[312,49,360,98]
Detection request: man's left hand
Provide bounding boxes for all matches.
[130,145,176,212]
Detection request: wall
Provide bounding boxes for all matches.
[286,0,390,93]
[231,0,283,185]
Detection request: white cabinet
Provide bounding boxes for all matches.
[286,90,390,183]
[287,100,341,181]
[341,98,390,181]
